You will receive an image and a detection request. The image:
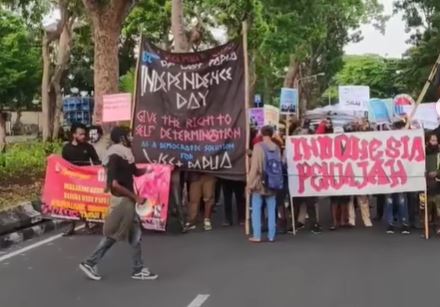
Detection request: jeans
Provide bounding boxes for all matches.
[251,193,276,241]
[385,193,409,227]
[85,221,144,274]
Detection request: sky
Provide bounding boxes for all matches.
[344,0,409,58]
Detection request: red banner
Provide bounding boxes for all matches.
[41,155,172,231]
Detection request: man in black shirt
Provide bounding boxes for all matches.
[62,123,101,236]
[79,126,158,281]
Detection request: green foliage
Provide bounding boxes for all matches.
[323,55,404,103]
[0,141,62,185]
[64,23,94,93]
[0,10,41,109]
[394,0,440,101]
[119,69,135,94]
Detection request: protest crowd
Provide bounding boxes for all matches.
[39,39,440,281]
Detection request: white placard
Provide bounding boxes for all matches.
[339,85,370,111]
[286,129,426,197]
[403,103,439,130]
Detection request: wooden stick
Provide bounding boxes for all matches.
[408,53,440,126]
[289,196,296,235]
[242,21,251,236]
[130,36,143,130]
[424,191,429,239]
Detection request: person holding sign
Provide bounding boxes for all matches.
[248,126,283,243]
[79,127,158,281]
[385,120,410,235]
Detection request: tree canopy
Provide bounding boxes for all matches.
[0,10,40,109]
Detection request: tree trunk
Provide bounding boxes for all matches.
[0,112,6,153]
[41,33,53,141]
[82,0,136,128]
[51,18,74,140]
[92,23,120,128]
[283,56,300,88]
[171,0,190,52]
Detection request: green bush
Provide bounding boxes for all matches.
[0,142,62,186]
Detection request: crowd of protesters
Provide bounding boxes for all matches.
[60,117,440,280]
[62,117,440,247]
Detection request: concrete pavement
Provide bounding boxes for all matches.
[0,221,440,307]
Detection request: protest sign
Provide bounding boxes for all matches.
[132,38,246,180]
[102,93,132,122]
[368,99,391,123]
[286,130,426,197]
[133,164,172,231]
[249,108,264,129]
[393,94,415,116]
[264,105,280,127]
[339,86,370,111]
[280,88,298,114]
[41,155,172,231]
[402,103,439,130]
[254,94,263,107]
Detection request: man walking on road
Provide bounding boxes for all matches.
[62,123,101,236]
[79,127,158,281]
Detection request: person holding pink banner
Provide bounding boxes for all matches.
[79,127,158,281]
[62,123,101,236]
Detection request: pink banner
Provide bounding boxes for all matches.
[42,155,172,231]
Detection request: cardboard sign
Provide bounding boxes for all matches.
[339,86,370,111]
[402,103,439,130]
[249,108,264,129]
[393,94,415,116]
[102,93,132,123]
[368,99,391,123]
[286,130,426,197]
[264,105,280,127]
[280,88,298,114]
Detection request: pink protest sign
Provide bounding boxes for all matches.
[102,93,132,122]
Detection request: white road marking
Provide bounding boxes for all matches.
[187,294,210,307]
[0,225,84,263]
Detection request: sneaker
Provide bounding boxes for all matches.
[386,226,395,234]
[311,224,322,234]
[79,262,101,281]
[184,223,196,232]
[401,226,411,235]
[295,222,305,231]
[204,219,212,231]
[132,268,158,280]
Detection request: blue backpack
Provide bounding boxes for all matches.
[261,143,284,191]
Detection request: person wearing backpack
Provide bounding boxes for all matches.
[248,125,284,243]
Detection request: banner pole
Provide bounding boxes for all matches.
[242,20,251,236]
[424,190,429,240]
[407,53,440,127]
[130,35,143,130]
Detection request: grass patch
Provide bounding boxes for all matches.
[0,142,62,211]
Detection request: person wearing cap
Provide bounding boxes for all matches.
[79,126,158,281]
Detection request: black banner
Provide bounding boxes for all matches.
[132,38,246,180]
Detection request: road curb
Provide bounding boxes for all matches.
[0,219,65,249]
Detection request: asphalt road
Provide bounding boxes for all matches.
[1,214,440,307]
